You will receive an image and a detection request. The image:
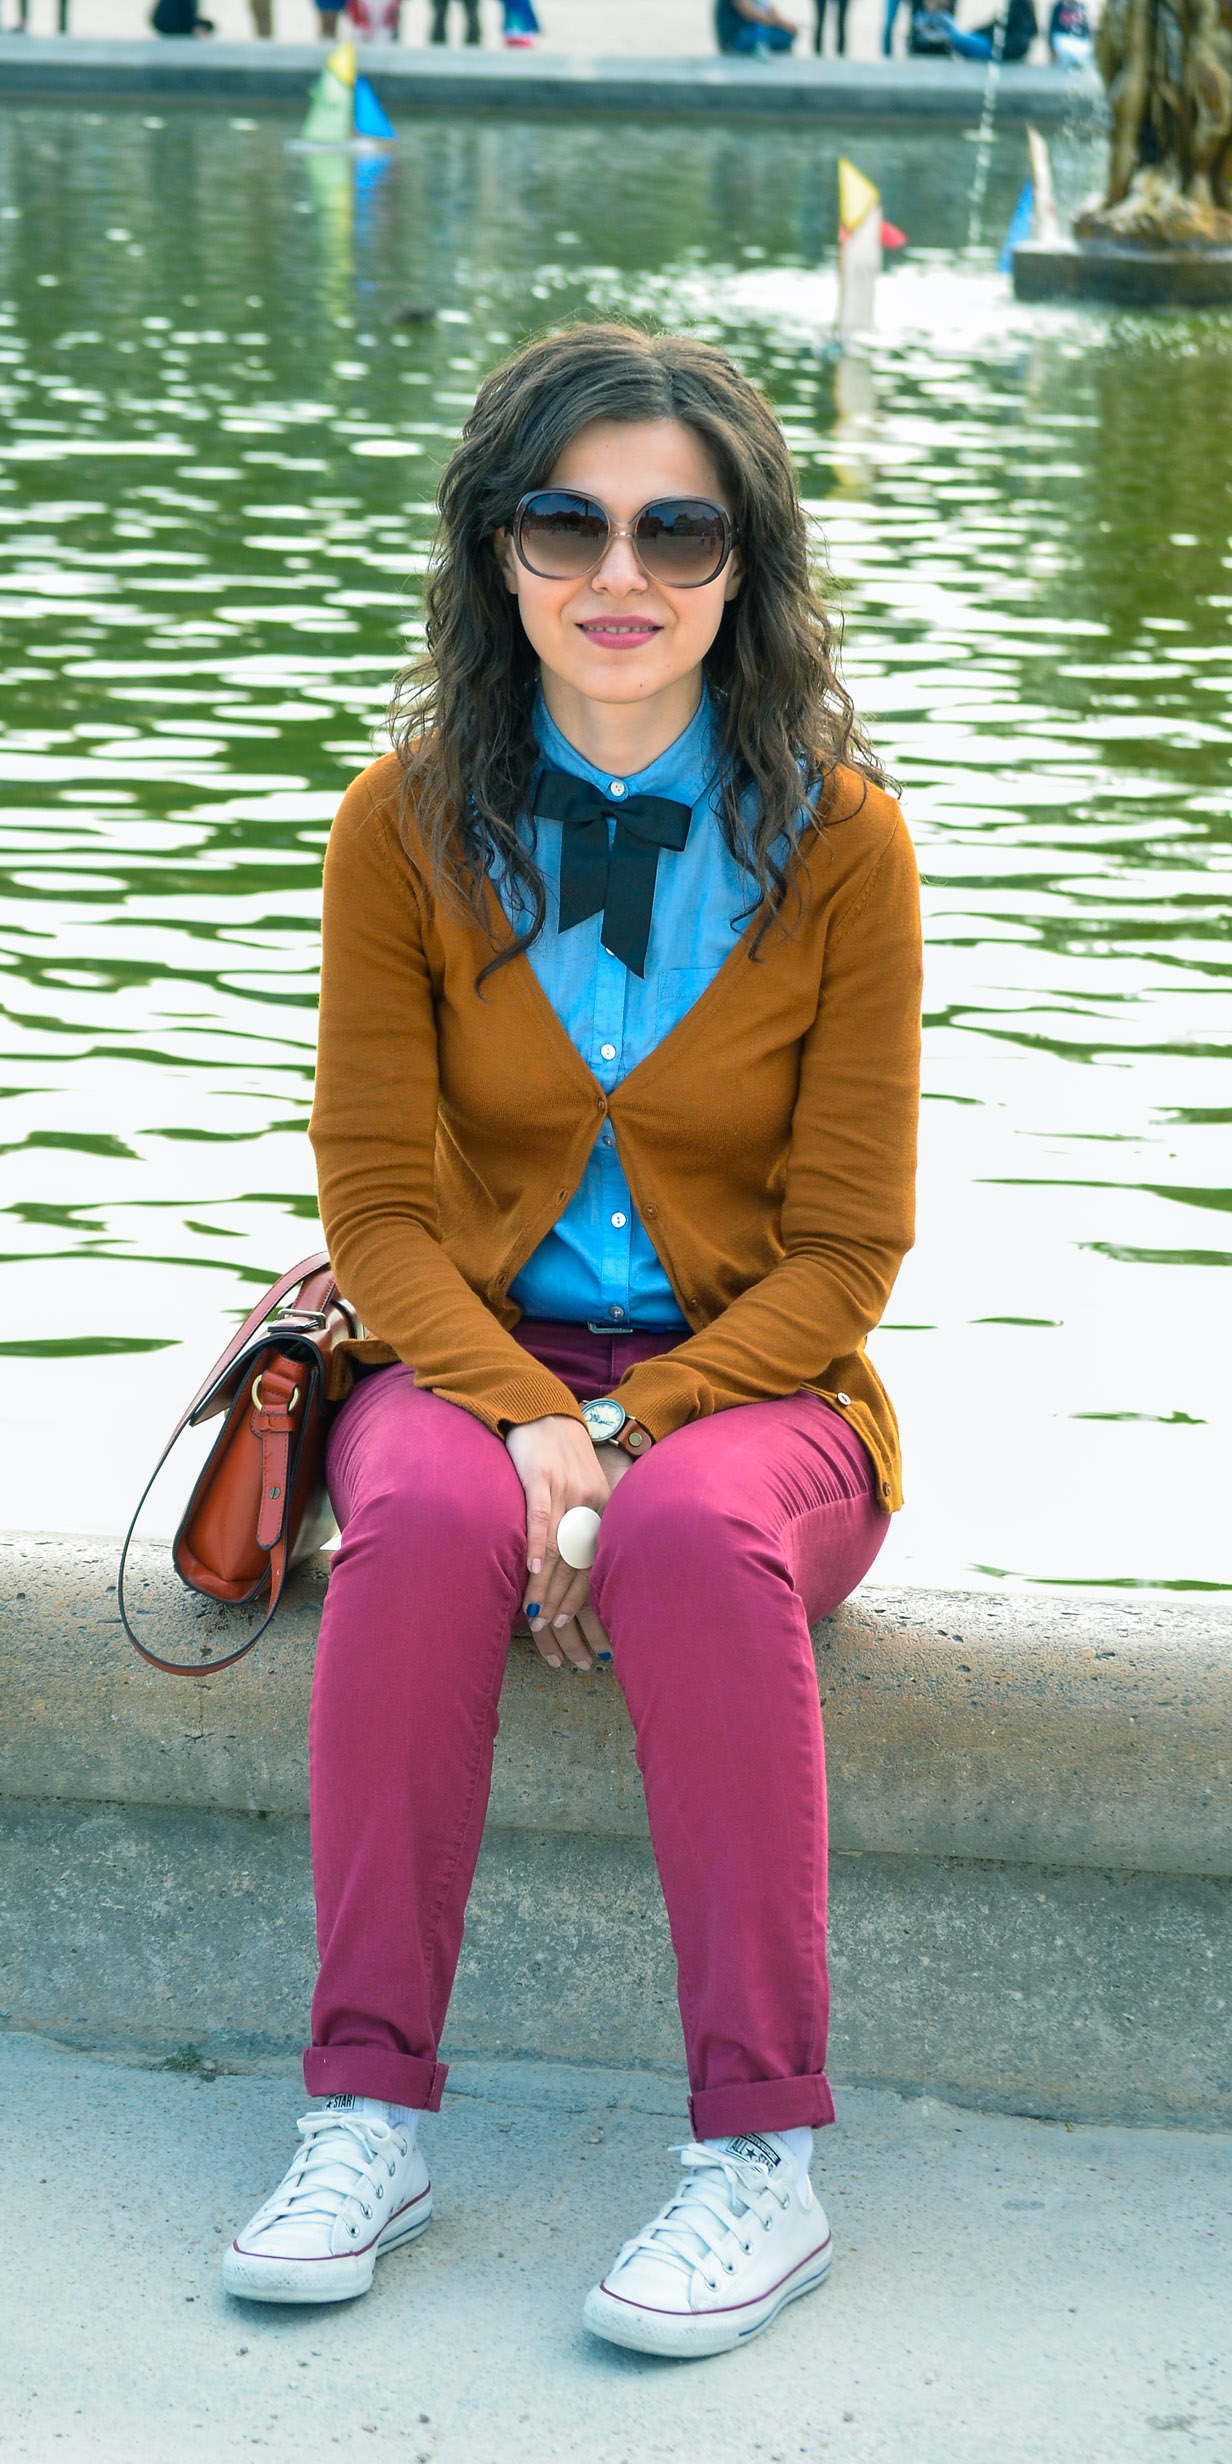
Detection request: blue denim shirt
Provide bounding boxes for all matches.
[503,690,754,1330]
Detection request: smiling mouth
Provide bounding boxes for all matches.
[577,619,662,638]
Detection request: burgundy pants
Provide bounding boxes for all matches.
[304,1324,887,2138]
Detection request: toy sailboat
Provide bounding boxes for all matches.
[836,159,907,335]
[291,41,396,153]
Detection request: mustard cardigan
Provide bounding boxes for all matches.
[310,753,922,1509]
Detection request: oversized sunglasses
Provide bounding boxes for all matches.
[512,488,737,589]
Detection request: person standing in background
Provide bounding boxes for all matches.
[502,0,540,40]
[348,0,402,38]
[432,0,481,38]
[815,0,849,49]
[883,0,908,51]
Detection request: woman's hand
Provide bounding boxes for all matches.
[505,1415,611,1672]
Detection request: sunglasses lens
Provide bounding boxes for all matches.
[517,493,608,578]
[635,499,728,585]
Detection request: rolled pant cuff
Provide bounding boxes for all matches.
[302,2046,448,2111]
[689,2071,836,2140]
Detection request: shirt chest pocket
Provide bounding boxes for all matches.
[655,964,718,1044]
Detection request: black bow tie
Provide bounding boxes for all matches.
[533,768,693,979]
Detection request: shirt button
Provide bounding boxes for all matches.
[602,1134,614,1148]
[611,1212,627,1229]
[608,779,627,798]
[608,1304,625,1321]
[600,1042,617,1061]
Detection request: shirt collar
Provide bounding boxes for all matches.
[533,682,719,811]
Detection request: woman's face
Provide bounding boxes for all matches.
[494,417,742,719]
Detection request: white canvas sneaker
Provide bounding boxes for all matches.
[222,2095,432,2304]
[582,2132,832,2359]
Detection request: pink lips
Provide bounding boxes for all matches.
[577,620,661,651]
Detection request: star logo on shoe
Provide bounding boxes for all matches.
[719,2134,783,2175]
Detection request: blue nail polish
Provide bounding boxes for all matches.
[596,1649,612,1665]
[525,1603,540,1620]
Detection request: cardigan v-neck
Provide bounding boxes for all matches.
[310,750,922,1509]
[501,688,751,1332]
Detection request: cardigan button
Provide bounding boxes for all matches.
[836,1391,851,1407]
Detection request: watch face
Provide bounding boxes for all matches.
[584,1399,626,1443]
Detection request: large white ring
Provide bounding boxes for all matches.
[556,1505,602,1571]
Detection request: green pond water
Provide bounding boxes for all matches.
[1,103,1230,1588]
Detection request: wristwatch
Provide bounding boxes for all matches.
[581,1397,652,1456]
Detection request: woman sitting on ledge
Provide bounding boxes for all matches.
[223,322,922,2359]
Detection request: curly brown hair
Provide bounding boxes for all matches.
[390,322,885,970]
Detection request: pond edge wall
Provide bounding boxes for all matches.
[1,1535,1229,2127]
[2,43,1106,126]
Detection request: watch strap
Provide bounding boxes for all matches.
[582,1397,653,1455]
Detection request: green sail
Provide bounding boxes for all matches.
[298,62,354,148]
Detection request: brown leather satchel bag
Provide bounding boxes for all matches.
[118,1251,359,1675]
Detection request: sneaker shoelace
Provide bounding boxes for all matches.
[257,2111,401,2235]
[616,2142,792,2290]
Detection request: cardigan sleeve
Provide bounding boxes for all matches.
[309,771,587,1437]
[609,809,922,1439]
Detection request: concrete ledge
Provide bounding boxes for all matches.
[3,1536,1229,1876]
[2,1536,1229,2124]
[2,1800,1227,2128]
[0,40,1106,125]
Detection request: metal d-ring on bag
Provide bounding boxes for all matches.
[117,1251,358,1676]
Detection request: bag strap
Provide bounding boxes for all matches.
[117,1254,332,1676]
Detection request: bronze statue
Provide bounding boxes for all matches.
[1076,0,1232,240]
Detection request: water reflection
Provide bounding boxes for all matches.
[0,106,1229,1587]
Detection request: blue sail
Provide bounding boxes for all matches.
[998,179,1035,272]
[354,76,395,142]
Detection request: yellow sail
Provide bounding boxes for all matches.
[838,158,880,238]
[326,39,357,83]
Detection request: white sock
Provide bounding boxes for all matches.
[386,2104,420,2142]
[779,2125,815,2186]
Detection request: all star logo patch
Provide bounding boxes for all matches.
[723,2133,781,2174]
[325,2094,357,2112]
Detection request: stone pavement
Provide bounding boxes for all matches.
[2,2031,1229,2463]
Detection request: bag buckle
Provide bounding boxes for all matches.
[267,1307,329,1332]
[251,1373,301,1414]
